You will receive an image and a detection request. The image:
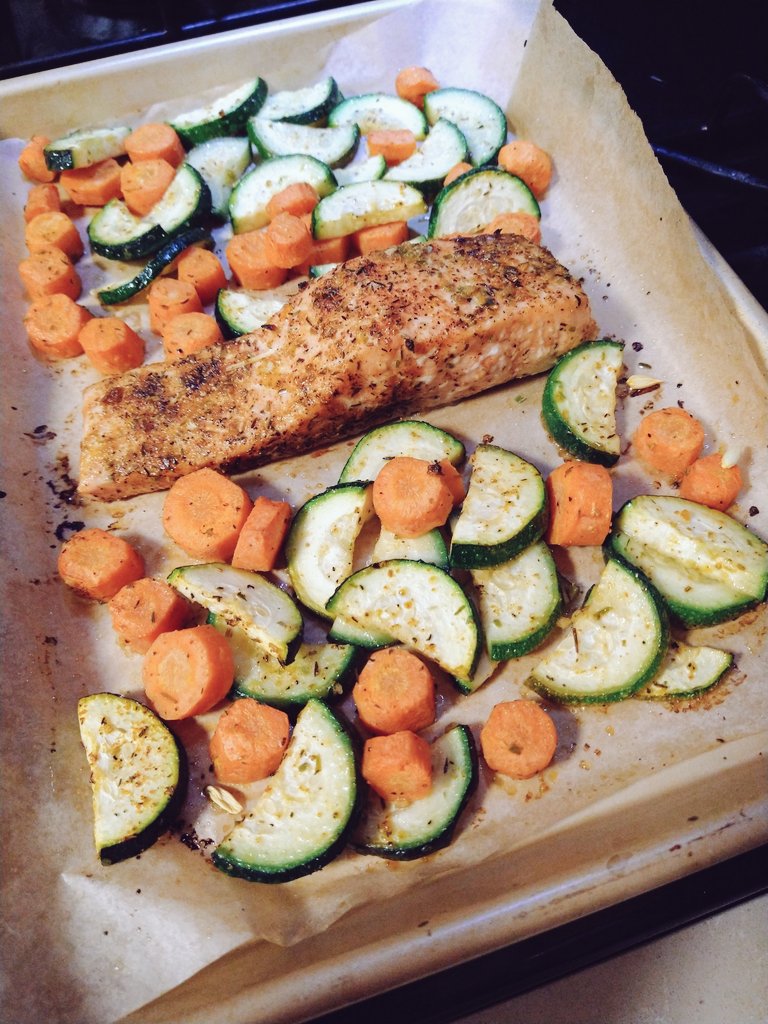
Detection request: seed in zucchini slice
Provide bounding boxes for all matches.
[77,693,184,865]
[609,494,768,627]
[353,724,477,860]
[635,639,733,700]
[212,699,358,883]
[528,558,669,704]
[541,339,624,466]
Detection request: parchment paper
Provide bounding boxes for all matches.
[1,2,766,1022]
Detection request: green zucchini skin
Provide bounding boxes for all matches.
[96,227,213,305]
[171,78,268,147]
[427,167,539,239]
[338,419,465,484]
[260,76,343,125]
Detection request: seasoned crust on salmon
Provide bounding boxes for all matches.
[79,234,597,500]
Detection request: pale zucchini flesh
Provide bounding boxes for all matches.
[185,136,252,218]
[338,419,465,483]
[428,166,539,238]
[372,526,449,568]
[170,78,267,145]
[636,640,733,700]
[259,76,343,125]
[248,117,359,167]
[384,118,469,197]
[312,180,427,239]
[44,125,130,171]
[333,154,387,186]
[229,154,337,233]
[215,288,286,339]
[329,92,428,138]
[423,87,507,166]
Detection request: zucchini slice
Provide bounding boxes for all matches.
[215,287,286,339]
[328,615,394,649]
[229,154,337,233]
[329,93,428,139]
[209,616,357,709]
[372,526,449,568]
[259,76,343,125]
[384,118,469,198]
[168,563,303,664]
[44,125,130,171]
[326,560,481,684]
[334,154,387,186]
[286,482,375,618]
[170,78,267,146]
[338,419,465,483]
[609,494,768,627]
[312,180,427,239]
[212,699,358,883]
[427,166,539,238]
[96,226,213,305]
[528,558,669,704]
[248,117,360,167]
[636,639,733,700]
[542,339,625,466]
[471,540,562,660]
[185,136,252,219]
[353,724,477,860]
[77,692,183,865]
[450,444,547,569]
[423,87,507,166]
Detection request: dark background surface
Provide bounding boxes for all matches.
[2,2,766,1019]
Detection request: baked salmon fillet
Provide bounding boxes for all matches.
[79,234,597,499]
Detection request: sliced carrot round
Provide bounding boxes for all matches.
[162,466,253,561]
[58,527,145,601]
[362,730,433,804]
[161,311,223,361]
[226,229,288,290]
[678,453,743,511]
[353,647,436,735]
[483,211,542,244]
[210,699,291,783]
[59,158,122,207]
[120,158,176,217]
[19,248,81,300]
[147,277,203,334]
[177,246,228,305]
[143,624,234,720]
[108,576,191,653]
[633,406,705,480]
[79,315,145,374]
[353,220,409,256]
[24,183,62,223]
[497,140,553,198]
[480,700,557,778]
[266,182,320,221]
[125,122,186,167]
[545,461,613,547]
[23,293,91,359]
[366,129,417,165]
[18,135,56,183]
[444,161,473,187]
[231,496,292,572]
[372,456,454,538]
[263,212,314,269]
[25,210,84,260]
[395,66,440,109]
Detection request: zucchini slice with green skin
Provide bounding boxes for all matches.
[77,692,184,865]
[248,117,360,167]
[329,93,428,138]
[528,558,669,704]
[542,339,624,466]
[328,616,394,649]
[372,527,449,568]
[185,136,252,219]
[326,559,481,684]
[334,154,387,186]
[168,562,303,664]
[635,639,733,700]
[96,226,213,306]
[212,699,358,883]
[44,125,130,171]
[450,444,547,569]
[286,482,375,618]
[209,614,357,709]
[384,118,469,198]
[423,87,507,166]
[427,166,539,238]
[215,287,286,339]
[259,76,343,125]
[609,494,768,627]
[471,540,562,660]
[339,419,465,483]
[170,78,267,146]
[312,180,427,239]
[229,154,337,233]
[353,724,477,860]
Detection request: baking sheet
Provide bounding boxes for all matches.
[1,2,767,1022]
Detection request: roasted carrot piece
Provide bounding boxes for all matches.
[120,158,176,217]
[108,576,191,653]
[24,210,84,260]
[304,233,350,268]
[366,129,418,165]
[162,311,223,361]
[210,699,291,783]
[18,135,56,183]
[497,140,553,198]
[483,211,542,244]
[58,527,145,601]
[125,122,186,167]
[147,277,203,334]
[632,406,705,480]
[545,460,613,547]
[162,466,253,561]
[436,459,466,505]
[226,230,289,290]
[480,700,558,779]
[444,161,473,186]
[372,456,454,538]
[263,212,314,269]
[143,624,234,721]
[59,158,123,207]
[19,247,81,300]
[177,246,228,305]
[362,730,433,804]
[23,293,92,359]
[678,452,743,511]
[78,315,145,374]
[395,66,439,109]
[231,496,292,572]
[353,220,409,255]
[266,182,320,220]
[23,183,62,223]
[353,647,436,735]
